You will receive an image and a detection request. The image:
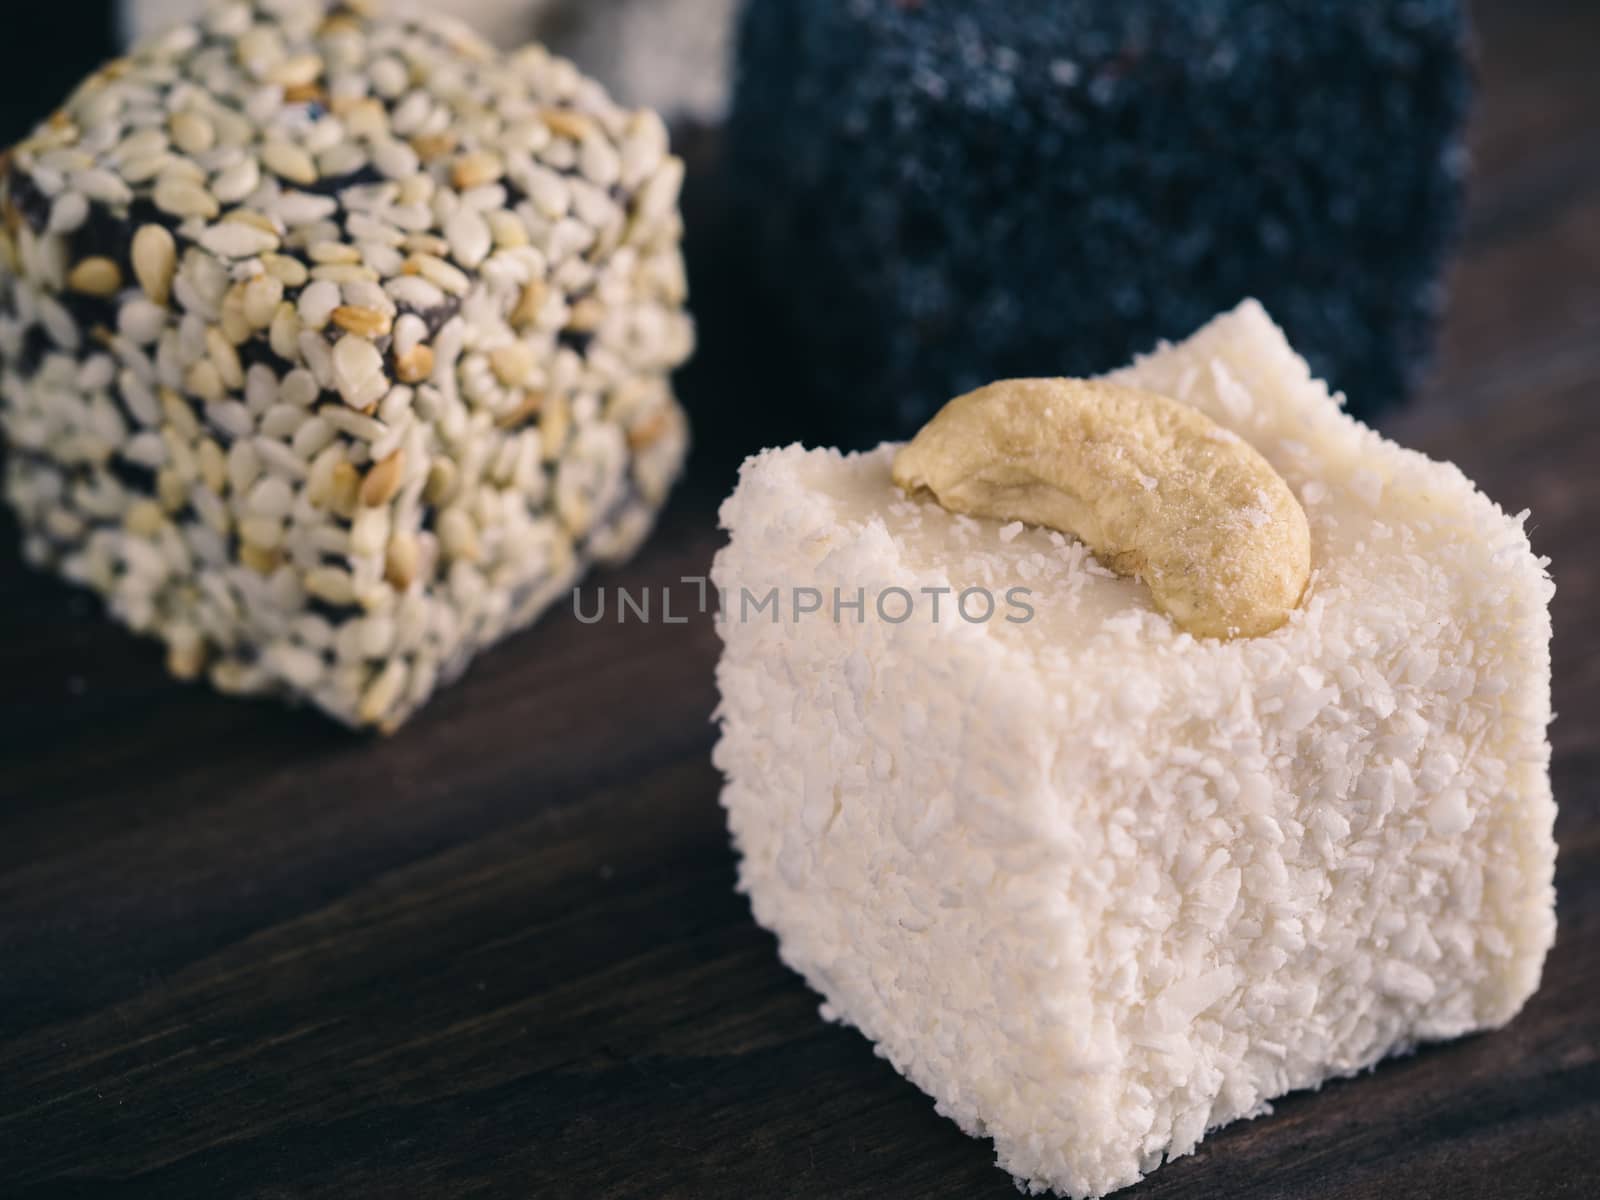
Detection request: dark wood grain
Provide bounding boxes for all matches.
[2,1,1598,1196]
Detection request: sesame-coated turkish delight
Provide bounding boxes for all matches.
[1,0,693,729]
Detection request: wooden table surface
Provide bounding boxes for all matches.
[3,1,1597,1196]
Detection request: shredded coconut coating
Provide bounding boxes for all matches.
[712,301,1556,1197]
[0,0,692,730]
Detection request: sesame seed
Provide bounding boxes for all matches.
[47,191,89,235]
[185,359,226,405]
[246,474,295,519]
[157,156,209,185]
[223,208,279,236]
[385,531,420,589]
[206,326,246,389]
[309,240,362,265]
[405,253,470,296]
[393,343,435,384]
[169,110,216,156]
[239,541,280,576]
[299,330,335,387]
[197,437,227,492]
[636,156,686,225]
[120,152,176,184]
[306,566,357,606]
[619,110,669,188]
[490,342,537,388]
[241,275,285,328]
[541,108,594,141]
[166,626,207,679]
[358,658,407,725]
[372,138,420,180]
[124,498,167,536]
[297,279,342,329]
[327,460,362,511]
[525,167,570,220]
[118,298,168,344]
[451,150,504,191]
[339,98,389,140]
[267,53,324,90]
[370,57,408,98]
[445,208,492,270]
[390,91,434,137]
[567,296,605,333]
[331,334,387,409]
[74,168,134,207]
[496,390,545,430]
[261,253,310,287]
[541,137,578,172]
[265,642,323,689]
[280,368,319,408]
[235,25,287,75]
[579,135,622,188]
[378,385,414,426]
[346,213,406,247]
[341,279,392,311]
[153,176,220,220]
[511,278,548,329]
[438,507,481,562]
[393,313,427,356]
[220,299,252,346]
[329,305,391,339]
[261,140,318,186]
[244,364,281,413]
[402,232,450,258]
[351,506,390,558]
[155,467,186,513]
[540,392,572,462]
[360,449,405,506]
[254,435,310,480]
[310,263,381,285]
[628,407,676,451]
[291,415,336,459]
[199,221,280,258]
[269,302,303,360]
[115,128,169,162]
[67,256,124,298]
[424,457,460,504]
[211,157,262,204]
[273,192,338,226]
[160,388,200,439]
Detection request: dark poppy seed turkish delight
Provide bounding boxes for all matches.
[726,0,1470,444]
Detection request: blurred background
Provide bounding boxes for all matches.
[0,7,119,148]
[2,0,1589,467]
[10,0,740,129]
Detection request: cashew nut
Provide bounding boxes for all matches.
[892,378,1310,638]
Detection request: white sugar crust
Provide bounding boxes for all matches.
[712,300,1557,1197]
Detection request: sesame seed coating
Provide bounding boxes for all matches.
[0,0,693,731]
